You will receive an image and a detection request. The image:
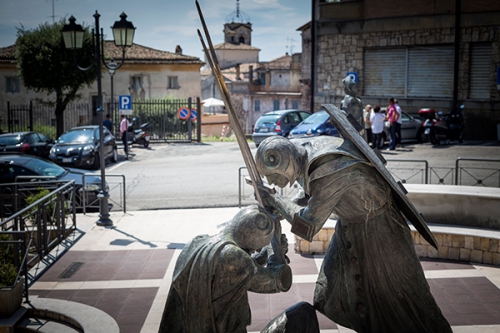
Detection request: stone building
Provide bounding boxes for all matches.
[304,0,500,140]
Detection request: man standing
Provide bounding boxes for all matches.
[103,114,113,133]
[394,99,403,147]
[386,97,399,150]
[120,115,130,159]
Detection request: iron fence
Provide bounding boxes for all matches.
[4,98,202,143]
[455,158,500,187]
[0,180,77,292]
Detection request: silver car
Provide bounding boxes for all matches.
[383,111,426,143]
[252,110,311,148]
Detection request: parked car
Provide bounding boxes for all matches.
[49,126,118,169]
[288,110,339,139]
[0,131,55,159]
[252,110,311,148]
[382,111,426,143]
[0,153,106,213]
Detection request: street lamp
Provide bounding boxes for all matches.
[62,11,135,226]
[108,59,118,132]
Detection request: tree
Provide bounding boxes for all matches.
[15,19,97,138]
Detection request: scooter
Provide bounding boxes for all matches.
[127,118,150,148]
[418,107,464,145]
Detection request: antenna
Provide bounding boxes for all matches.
[286,37,296,55]
[46,0,58,23]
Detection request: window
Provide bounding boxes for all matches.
[286,112,301,123]
[364,46,454,98]
[168,76,179,89]
[469,44,492,100]
[273,100,280,110]
[254,99,260,111]
[292,100,299,109]
[259,73,266,85]
[130,76,144,95]
[239,36,245,44]
[5,77,20,93]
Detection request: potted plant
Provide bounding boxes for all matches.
[0,234,24,318]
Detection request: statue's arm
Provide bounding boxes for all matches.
[248,256,292,293]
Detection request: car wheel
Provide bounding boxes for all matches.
[255,143,259,148]
[416,128,428,143]
[111,148,118,163]
[92,153,100,170]
[143,141,149,148]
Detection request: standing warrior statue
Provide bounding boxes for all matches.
[340,76,364,136]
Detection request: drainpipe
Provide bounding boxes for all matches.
[452,0,461,113]
[310,0,316,114]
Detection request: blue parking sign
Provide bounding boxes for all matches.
[119,95,133,115]
[346,72,358,84]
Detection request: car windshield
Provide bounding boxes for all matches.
[57,129,95,144]
[302,112,329,124]
[24,158,66,178]
[0,135,22,145]
[256,115,280,126]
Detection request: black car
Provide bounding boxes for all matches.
[0,154,106,213]
[49,126,118,169]
[0,131,55,159]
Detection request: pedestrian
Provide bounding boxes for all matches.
[103,114,113,133]
[370,105,385,149]
[394,99,403,147]
[385,97,399,150]
[363,104,373,145]
[120,114,130,159]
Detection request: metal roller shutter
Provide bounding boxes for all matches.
[364,49,406,97]
[469,44,492,100]
[408,46,454,98]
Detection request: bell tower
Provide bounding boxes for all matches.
[223,0,252,46]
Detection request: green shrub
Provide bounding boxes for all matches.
[0,234,18,287]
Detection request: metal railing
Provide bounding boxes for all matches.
[237,157,500,204]
[0,181,77,291]
[455,158,500,187]
[82,173,126,214]
[385,159,428,184]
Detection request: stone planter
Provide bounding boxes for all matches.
[0,278,23,318]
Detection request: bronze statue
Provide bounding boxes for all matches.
[340,76,364,134]
[159,205,319,333]
[255,135,452,333]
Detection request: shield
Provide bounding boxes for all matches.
[322,104,438,250]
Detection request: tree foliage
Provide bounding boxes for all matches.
[15,18,97,137]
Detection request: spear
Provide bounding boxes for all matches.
[196,0,288,266]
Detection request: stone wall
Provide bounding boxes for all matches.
[313,26,500,139]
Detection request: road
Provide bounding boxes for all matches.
[106,140,500,211]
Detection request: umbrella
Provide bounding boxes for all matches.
[202,97,225,107]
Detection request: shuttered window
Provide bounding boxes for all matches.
[408,46,454,98]
[364,46,454,98]
[364,49,406,96]
[469,44,492,100]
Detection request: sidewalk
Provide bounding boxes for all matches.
[29,208,500,333]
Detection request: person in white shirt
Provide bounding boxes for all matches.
[370,105,385,149]
[120,115,130,159]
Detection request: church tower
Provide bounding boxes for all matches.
[223,0,252,46]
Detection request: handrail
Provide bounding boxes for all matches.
[385,159,429,184]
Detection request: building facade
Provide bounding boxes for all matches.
[308,0,500,140]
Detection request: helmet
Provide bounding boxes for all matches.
[256,136,298,185]
[343,75,358,95]
[228,205,274,251]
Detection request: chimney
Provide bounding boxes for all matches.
[175,45,182,54]
[236,64,241,81]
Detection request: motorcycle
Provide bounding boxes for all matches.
[418,106,464,145]
[127,118,150,148]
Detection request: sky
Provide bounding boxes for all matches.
[0,0,311,62]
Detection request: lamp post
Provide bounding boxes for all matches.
[108,59,118,133]
[62,11,135,226]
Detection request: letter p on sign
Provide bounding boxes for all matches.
[119,95,133,115]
